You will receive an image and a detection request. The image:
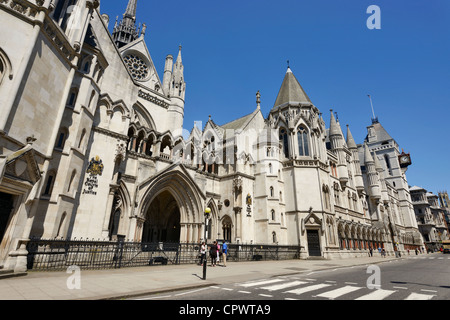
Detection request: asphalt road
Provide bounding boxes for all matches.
[133,253,450,301]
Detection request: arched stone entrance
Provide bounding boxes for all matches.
[142,190,181,242]
[0,192,14,244]
[136,165,206,243]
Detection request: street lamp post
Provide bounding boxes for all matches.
[203,207,211,280]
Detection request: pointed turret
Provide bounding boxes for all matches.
[346,125,357,150]
[364,143,381,201]
[170,45,185,100]
[329,110,342,139]
[272,67,311,111]
[347,125,364,192]
[112,0,141,48]
[166,45,186,132]
[329,110,348,187]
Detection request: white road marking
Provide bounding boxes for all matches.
[316,285,362,299]
[174,287,209,296]
[261,281,309,291]
[355,289,396,300]
[405,293,435,300]
[239,279,284,288]
[285,283,332,295]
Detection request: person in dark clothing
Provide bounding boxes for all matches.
[209,241,218,267]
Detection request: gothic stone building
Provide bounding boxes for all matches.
[0,0,423,271]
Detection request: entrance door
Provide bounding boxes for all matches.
[0,192,14,243]
[307,229,321,257]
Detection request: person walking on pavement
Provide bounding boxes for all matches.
[222,241,228,267]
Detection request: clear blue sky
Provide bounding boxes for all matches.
[100,0,450,194]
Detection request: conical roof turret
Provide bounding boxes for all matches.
[272,67,311,111]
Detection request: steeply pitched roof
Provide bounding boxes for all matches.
[365,121,394,143]
[272,68,311,110]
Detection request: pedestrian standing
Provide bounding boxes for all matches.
[210,241,217,267]
[200,241,206,266]
[381,248,386,258]
[369,247,373,257]
[222,241,228,267]
[216,241,221,265]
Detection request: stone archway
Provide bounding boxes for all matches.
[137,165,206,243]
[142,190,181,243]
[0,192,14,244]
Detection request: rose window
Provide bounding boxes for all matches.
[124,54,150,81]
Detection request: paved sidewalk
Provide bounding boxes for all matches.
[0,254,419,300]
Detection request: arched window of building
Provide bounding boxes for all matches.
[279,128,289,158]
[0,57,3,84]
[272,232,277,244]
[67,88,78,108]
[56,212,67,238]
[67,170,76,193]
[270,186,274,197]
[384,154,392,176]
[55,127,68,150]
[78,129,86,149]
[43,170,56,196]
[271,209,275,221]
[297,126,310,156]
[268,163,272,174]
[323,185,330,210]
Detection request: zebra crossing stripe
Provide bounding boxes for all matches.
[261,281,309,291]
[355,289,396,300]
[316,285,362,299]
[239,279,284,288]
[285,283,332,295]
[405,293,435,300]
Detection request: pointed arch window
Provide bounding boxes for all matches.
[55,127,68,150]
[67,170,76,193]
[57,212,67,238]
[279,128,289,158]
[297,127,310,156]
[43,170,56,196]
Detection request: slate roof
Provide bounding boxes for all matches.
[272,68,311,111]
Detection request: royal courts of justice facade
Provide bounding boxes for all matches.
[0,0,424,271]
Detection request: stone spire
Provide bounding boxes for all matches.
[124,0,138,22]
[170,45,185,100]
[346,125,357,150]
[112,0,141,48]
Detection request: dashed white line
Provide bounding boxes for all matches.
[238,291,251,294]
[259,294,273,298]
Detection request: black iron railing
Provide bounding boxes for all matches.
[26,238,301,271]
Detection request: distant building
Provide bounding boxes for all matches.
[410,187,450,251]
[0,0,424,272]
